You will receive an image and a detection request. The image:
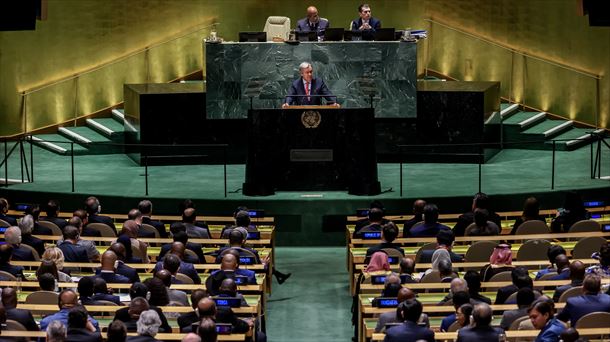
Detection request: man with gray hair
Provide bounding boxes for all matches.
[46,320,67,342]
[18,214,45,257]
[456,303,504,341]
[282,62,340,108]
[4,226,35,261]
[128,309,162,342]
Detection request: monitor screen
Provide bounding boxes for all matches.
[239,256,255,265]
[14,203,33,212]
[387,256,399,264]
[238,31,267,42]
[371,275,386,284]
[296,31,317,42]
[374,297,399,308]
[603,224,610,232]
[234,275,249,285]
[356,208,369,217]
[584,201,604,207]
[216,323,233,334]
[213,297,241,308]
[374,28,396,41]
[0,227,7,233]
[247,209,264,218]
[362,231,381,239]
[247,231,261,240]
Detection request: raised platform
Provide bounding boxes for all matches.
[1,143,609,245]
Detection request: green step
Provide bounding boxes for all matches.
[31,134,89,155]
[500,103,511,111]
[522,119,570,135]
[502,111,543,125]
[551,127,595,143]
[87,118,125,136]
[59,126,112,143]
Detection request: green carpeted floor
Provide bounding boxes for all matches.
[266,247,351,341]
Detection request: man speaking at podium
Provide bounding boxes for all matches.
[282,62,340,108]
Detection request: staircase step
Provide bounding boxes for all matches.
[549,128,606,150]
[502,111,546,128]
[87,118,126,138]
[500,103,520,118]
[112,108,125,122]
[59,126,112,143]
[30,134,89,155]
[522,119,573,138]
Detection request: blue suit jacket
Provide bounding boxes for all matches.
[557,293,610,326]
[92,292,122,305]
[96,270,131,284]
[285,77,336,106]
[0,214,17,226]
[351,17,381,31]
[407,223,451,237]
[383,321,434,342]
[456,326,504,342]
[117,261,140,283]
[296,18,330,34]
[535,318,565,342]
[154,260,201,284]
[0,263,24,278]
[549,268,570,280]
[58,241,90,262]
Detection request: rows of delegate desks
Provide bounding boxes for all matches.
[3,211,277,341]
[346,207,610,342]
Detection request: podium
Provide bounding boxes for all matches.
[242,106,381,196]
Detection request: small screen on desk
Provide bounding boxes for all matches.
[376,298,399,308]
[584,201,604,207]
[234,275,248,285]
[216,324,233,334]
[387,256,399,264]
[213,297,241,308]
[591,214,602,219]
[371,275,386,284]
[248,209,264,218]
[362,231,381,239]
[14,203,32,211]
[603,224,610,232]
[356,209,370,217]
[247,231,261,240]
[239,256,255,265]
[0,227,7,233]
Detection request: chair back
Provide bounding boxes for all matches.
[572,236,607,259]
[94,300,118,306]
[184,249,199,261]
[381,248,404,260]
[86,223,116,237]
[38,220,63,235]
[175,272,194,284]
[488,270,513,282]
[20,243,41,261]
[508,315,530,331]
[517,239,551,261]
[0,270,17,281]
[505,291,518,304]
[263,16,291,41]
[465,240,497,262]
[25,291,59,315]
[558,286,582,303]
[0,219,10,227]
[534,272,558,291]
[569,220,601,233]
[575,311,610,329]
[419,270,441,283]
[140,223,160,238]
[447,320,461,332]
[414,242,437,263]
[515,220,550,235]
[5,319,27,331]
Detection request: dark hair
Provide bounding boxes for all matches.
[108,320,127,342]
[197,318,217,342]
[436,229,455,246]
[516,287,536,307]
[144,277,169,306]
[382,282,402,298]
[163,254,181,274]
[600,242,610,267]
[382,222,398,242]
[358,3,370,12]
[511,267,529,284]
[400,299,423,323]
[522,197,540,219]
[452,291,470,310]
[46,200,60,217]
[473,193,490,209]
[190,289,208,310]
[399,258,415,274]
[0,198,9,212]
[459,303,473,326]
[25,204,41,220]
[38,273,56,291]
[179,199,195,213]
[117,235,134,261]
[229,229,245,244]
[37,260,59,280]
[67,306,88,329]
[528,298,555,321]
[563,191,585,216]
[172,230,188,245]
[423,204,439,224]
[369,200,385,211]
[515,273,533,289]
[138,200,152,215]
[473,208,489,227]
[169,222,187,235]
[560,328,580,342]
[235,210,251,227]
[77,276,95,298]
[583,274,601,294]
[129,282,149,300]
[368,207,383,222]
[93,277,108,294]
[464,270,482,293]
[547,245,567,264]
[0,245,13,264]
[62,225,79,240]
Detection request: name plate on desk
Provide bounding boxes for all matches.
[290,149,333,162]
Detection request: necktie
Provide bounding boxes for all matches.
[305,82,310,101]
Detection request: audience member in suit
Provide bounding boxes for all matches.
[365,222,405,257]
[18,214,45,257]
[419,229,463,264]
[142,278,174,325]
[155,269,188,306]
[464,208,501,236]
[501,287,536,330]
[553,260,585,302]
[510,197,547,235]
[197,319,217,342]
[398,257,417,284]
[406,204,451,237]
[139,200,168,238]
[65,306,102,342]
[282,62,340,107]
[384,299,434,342]
[25,204,53,235]
[126,309,162,342]
[85,196,117,234]
[480,244,515,282]
[118,220,150,263]
[92,277,122,305]
[4,226,35,261]
[40,199,68,230]
[440,291,471,332]
[350,4,381,32]
[215,228,263,263]
[549,254,570,280]
[128,209,155,239]
[438,259,455,283]
[160,253,186,285]
[559,328,580,342]
[0,244,24,279]
[177,290,209,332]
[375,287,430,332]
[78,276,96,305]
[372,274,401,306]
[354,201,389,232]
[495,267,530,305]
[296,6,330,35]
[159,229,203,264]
[107,321,127,342]
[96,250,130,284]
[551,191,590,233]
[40,290,100,332]
[353,207,385,238]
[464,270,492,304]
[529,298,566,342]
[536,245,567,279]
[57,216,100,262]
[454,303,474,331]
[182,208,211,239]
[1,287,39,331]
[557,274,610,326]
[112,283,171,334]
[220,208,260,238]
[107,242,140,283]
[152,242,201,284]
[218,278,249,307]
[403,199,426,237]
[37,259,73,291]
[73,209,101,237]
[58,226,91,263]
[119,297,150,332]
[457,303,504,341]
[586,242,610,278]
[178,199,210,231]
[438,278,470,306]
[0,198,17,226]
[453,193,502,236]
[208,253,257,294]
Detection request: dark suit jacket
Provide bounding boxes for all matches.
[114,306,171,333]
[403,215,423,237]
[58,241,90,262]
[87,214,117,234]
[365,243,405,257]
[553,279,583,302]
[32,222,52,235]
[285,77,336,106]
[549,268,570,280]
[350,17,381,31]
[81,226,102,237]
[384,321,434,342]
[353,223,383,238]
[419,249,463,263]
[96,271,131,284]
[21,234,45,258]
[177,311,199,332]
[407,223,451,238]
[66,328,102,342]
[557,293,610,326]
[296,18,330,33]
[453,211,502,236]
[137,227,156,239]
[159,242,205,263]
[214,246,261,264]
[0,214,17,226]
[92,292,121,305]
[10,244,35,261]
[456,326,504,342]
[116,261,140,283]
[216,306,249,333]
[495,284,518,304]
[6,308,39,331]
[153,260,201,284]
[40,216,68,230]
[126,335,160,342]
[0,263,24,278]
[142,217,168,238]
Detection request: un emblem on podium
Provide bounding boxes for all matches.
[301,110,321,128]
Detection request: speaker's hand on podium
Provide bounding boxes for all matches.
[282,103,289,109]
[331,102,341,108]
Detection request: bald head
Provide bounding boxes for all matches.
[413,199,426,215]
[197,298,216,318]
[219,278,238,296]
[155,269,172,288]
[450,278,468,293]
[170,242,186,260]
[397,287,415,302]
[128,297,150,320]
[1,287,17,309]
[101,250,118,271]
[220,253,238,271]
[306,6,319,22]
[473,303,493,327]
[555,254,569,271]
[384,274,401,286]
[183,208,196,223]
[121,220,139,238]
[109,242,126,261]
[59,290,78,309]
[400,257,415,275]
[569,260,585,281]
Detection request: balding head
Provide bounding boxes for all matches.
[197,298,216,318]
[68,216,83,230]
[170,242,186,260]
[399,257,415,275]
[109,242,126,261]
[555,254,569,272]
[450,278,468,293]
[62,225,80,241]
[59,290,78,309]
[4,226,21,245]
[413,199,426,215]
[128,297,150,320]
[183,208,196,223]
[121,220,139,238]
[583,274,601,294]
[155,269,172,288]
[1,287,17,309]
[569,260,585,281]
[128,209,142,224]
[473,303,493,327]
[219,278,238,296]
[384,273,401,287]
[397,287,415,302]
[220,253,238,271]
[101,250,118,271]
